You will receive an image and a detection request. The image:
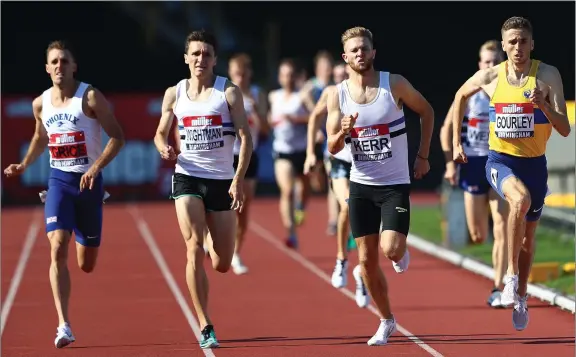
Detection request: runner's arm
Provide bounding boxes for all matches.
[307,87,331,156]
[392,74,434,159]
[440,102,455,163]
[541,65,571,137]
[326,88,345,155]
[20,96,49,168]
[255,88,271,136]
[86,87,126,172]
[154,86,176,153]
[452,69,489,147]
[226,83,253,181]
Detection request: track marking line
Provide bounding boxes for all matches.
[127,205,215,357]
[250,221,445,357]
[1,209,41,336]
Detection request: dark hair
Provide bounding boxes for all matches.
[184,29,218,54]
[46,40,75,62]
[501,16,533,36]
[279,58,297,71]
[229,52,252,69]
[314,50,333,67]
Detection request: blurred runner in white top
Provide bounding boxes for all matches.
[227,53,270,275]
[269,58,315,249]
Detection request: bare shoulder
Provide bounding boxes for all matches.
[224,80,242,102]
[32,95,43,117]
[268,88,279,104]
[326,85,341,110]
[537,62,562,84]
[477,65,499,85]
[164,85,177,101]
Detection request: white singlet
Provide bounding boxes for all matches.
[173,76,236,180]
[41,82,102,174]
[233,85,260,155]
[461,90,490,157]
[332,140,353,163]
[337,71,410,186]
[270,89,309,154]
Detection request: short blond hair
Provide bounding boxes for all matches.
[341,26,373,46]
[479,39,504,60]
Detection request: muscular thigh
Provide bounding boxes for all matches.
[274,158,295,192]
[463,191,489,231]
[331,178,350,208]
[348,182,381,238]
[174,195,207,245]
[206,210,236,262]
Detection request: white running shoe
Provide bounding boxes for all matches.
[231,254,248,275]
[331,259,348,289]
[500,275,519,307]
[54,323,75,348]
[392,249,410,273]
[513,295,529,331]
[367,318,397,346]
[352,265,370,308]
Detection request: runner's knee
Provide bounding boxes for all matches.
[469,226,486,244]
[504,183,531,215]
[212,258,231,273]
[380,232,406,262]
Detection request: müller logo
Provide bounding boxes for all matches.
[358,128,379,138]
[190,117,212,126]
[501,104,524,114]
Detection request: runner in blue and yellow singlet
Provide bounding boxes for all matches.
[452,16,571,332]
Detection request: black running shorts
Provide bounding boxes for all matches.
[348,182,411,238]
[171,173,233,212]
[273,151,307,176]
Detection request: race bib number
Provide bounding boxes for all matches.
[466,118,490,146]
[182,115,223,151]
[350,124,392,161]
[494,103,534,139]
[48,131,89,167]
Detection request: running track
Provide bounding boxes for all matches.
[2,197,574,356]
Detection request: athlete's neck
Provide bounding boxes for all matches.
[349,67,377,88]
[506,59,531,80]
[188,74,216,94]
[52,80,79,100]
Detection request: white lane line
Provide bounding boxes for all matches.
[250,221,444,357]
[1,209,41,336]
[127,205,215,357]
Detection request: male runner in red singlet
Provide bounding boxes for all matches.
[154,30,252,348]
[453,17,571,331]
[4,41,125,348]
[326,27,434,346]
[440,40,509,308]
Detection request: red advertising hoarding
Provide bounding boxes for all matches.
[1,93,179,205]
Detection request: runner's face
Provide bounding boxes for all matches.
[46,49,76,85]
[502,29,533,65]
[228,62,251,87]
[342,37,375,74]
[333,64,348,84]
[185,41,216,77]
[478,50,502,70]
[316,57,333,80]
[278,63,296,89]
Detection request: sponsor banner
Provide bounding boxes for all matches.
[1,93,276,205]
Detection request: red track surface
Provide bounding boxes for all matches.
[2,197,574,356]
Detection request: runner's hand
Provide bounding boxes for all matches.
[80,166,101,191]
[444,162,457,186]
[529,87,545,106]
[453,144,468,164]
[341,112,358,134]
[160,145,177,160]
[229,177,245,212]
[414,156,430,179]
[3,163,26,177]
[303,154,317,175]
